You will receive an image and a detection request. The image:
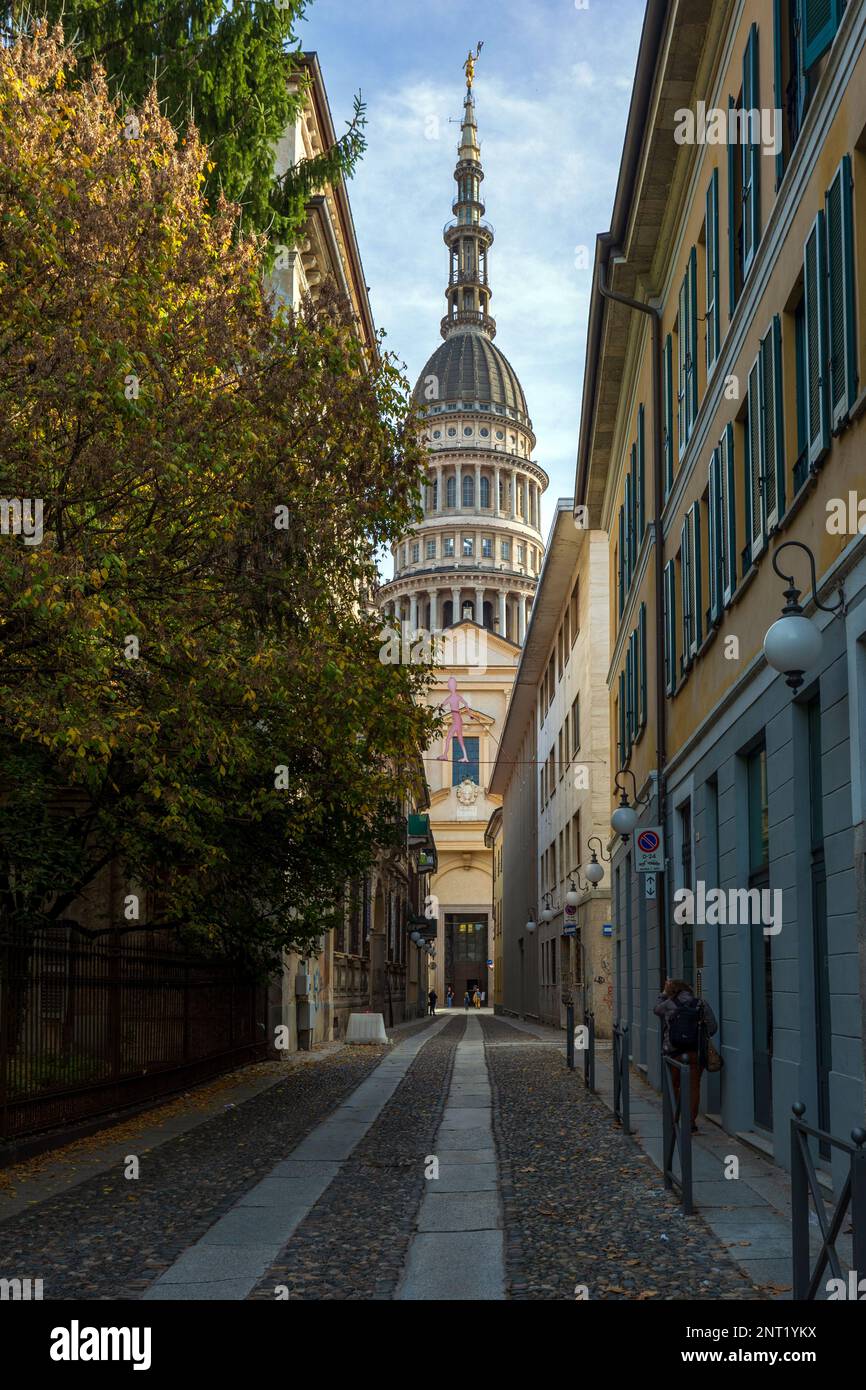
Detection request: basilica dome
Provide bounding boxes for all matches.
[414,332,530,424]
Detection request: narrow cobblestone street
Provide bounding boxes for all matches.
[0,1014,760,1301]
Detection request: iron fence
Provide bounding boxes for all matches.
[0,924,267,1143]
[612,1020,631,1134]
[582,1010,596,1092]
[790,1102,866,1300]
[661,1052,694,1215]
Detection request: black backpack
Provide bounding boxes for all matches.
[668,996,703,1052]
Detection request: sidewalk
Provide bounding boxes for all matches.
[495,1014,851,1299]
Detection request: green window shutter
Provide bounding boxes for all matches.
[759,323,779,532]
[705,170,720,371]
[663,335,674,494]
[664,559,677,695]
[708,449,721,626]
[804,209,830,466]
[624,471,632,591]
[691,501,703,651]
[677,272,688,456]
[631,629,639,741]
[629,443,638,573]
[618,669,626,765]
[825,154,858,429]
[688,246,699,431]
[618,506,625,617]
[742,25,761,275]
[637,404,646,540]
[680,518,692,670]
[639,602,647,730]
[747,355,764,559]
[727,97,738,317]
[803,0,842,70]
[772,314,786,521]
[773,0,785,188]
[627,634,634,748]
[722,423,737,606]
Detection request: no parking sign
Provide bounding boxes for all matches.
[634,826,664,873]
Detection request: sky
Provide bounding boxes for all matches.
[297,0,645,551]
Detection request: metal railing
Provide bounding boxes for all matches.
[0,925,267,1143]
[582,1010,596,1092]
[661,1051,694,1215]
[790,1102,866,1300]
[612,1020,631,1134]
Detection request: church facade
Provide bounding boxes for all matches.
[378,67,546,1007]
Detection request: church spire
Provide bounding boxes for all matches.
[441,46,495,342]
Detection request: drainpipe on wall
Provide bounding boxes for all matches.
[598,255,668,988]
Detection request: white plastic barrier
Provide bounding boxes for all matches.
[345,1012,388,1044]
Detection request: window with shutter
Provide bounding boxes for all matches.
[624,473,632,593]
[680,520,692,672]
[664,559,677,695]
[632,630,640,743]
[687,247,698,434]
[803,0,843,69]
[690,501,703,654]
[728,96,739,316]
[617,507,625,618]
[637,406,646,541]
[804,210,830,466]
[630,443,638,572]
[639,603,647,730]
[742,26,761,276]
[618,670,626,766]
[721,423,737,606]
[677,273,688,457]
[708,450,722,627]
[706,170,720,372]
[746,356,764,560]
[663,336,674,494]
[825,155,858,430]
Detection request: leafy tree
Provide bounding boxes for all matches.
[0,26,435,970]
[1,0,366,245]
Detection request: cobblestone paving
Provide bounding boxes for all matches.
[248,1014,466,1300]
[0,1047,388,1300]
[480,1017,760,1302]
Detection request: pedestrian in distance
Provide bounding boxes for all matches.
[446,986,454,1008]
[428,989,437,1016]
[654,978,718,1133]
[472,988,481,1009]
[463,990,471,1010]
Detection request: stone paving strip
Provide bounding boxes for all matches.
[0,1042,397,1300]
[248,1013,466,1300]
[480,1015,760,1301]
[145,1014,455,1300]
[396,1012,505,1301]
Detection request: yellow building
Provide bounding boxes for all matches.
[576,0,866,1176]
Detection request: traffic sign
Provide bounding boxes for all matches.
[645,873,657,900]
[634,826,664,873]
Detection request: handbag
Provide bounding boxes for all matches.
[705,1039,724,1072]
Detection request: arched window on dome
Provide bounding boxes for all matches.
[462,475,474,508]
[446,476,457,508]
[426,479,437,512]
[479,476,490,508]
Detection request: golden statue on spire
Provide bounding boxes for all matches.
[463,40,483,90]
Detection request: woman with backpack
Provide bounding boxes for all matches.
[654,978,719,1133]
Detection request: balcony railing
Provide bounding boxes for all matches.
[443,218,494,240]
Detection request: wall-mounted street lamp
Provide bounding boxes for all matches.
[540,892,555,923]
[584,836,612,886]
[610,768,650,839]
[525,907,537,934]
[763,541,845,690]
